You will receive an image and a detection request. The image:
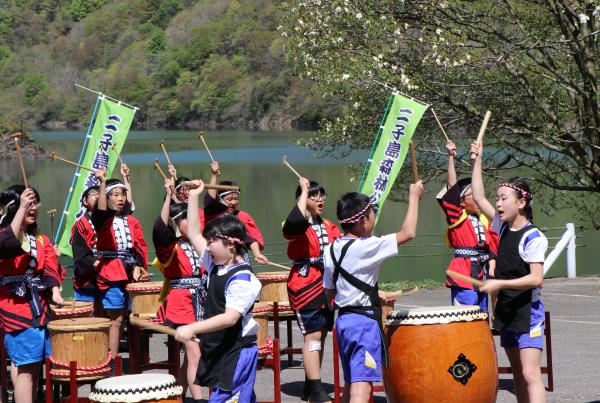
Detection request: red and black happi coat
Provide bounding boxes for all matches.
[91,208,148,291]
[438,181,498,290]
[70,212,97,291]
[0,228,62,332]
[153,217,207,325]
[283,206,341,310]
[204,194,264,248]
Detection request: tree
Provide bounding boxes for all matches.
[282,0,600,226]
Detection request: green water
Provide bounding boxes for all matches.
[1,130,596,296]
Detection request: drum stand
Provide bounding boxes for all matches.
[256,338,282,403]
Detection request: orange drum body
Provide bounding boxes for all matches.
[383,306,498,403]
[50,301,94,320]
[126,281,163,317]
[89,374,183,402]
[257,271,289,302]
[380,297,396,328]
[47,318,111,380]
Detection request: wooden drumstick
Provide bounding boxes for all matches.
[179,181,240,191]
[10,132,28,187]
[153,159,168,180]
[282,156,302,179]
[409,141,420,183]
[198,131,215,163]
[50,152,94,172]
[129,315,200,343]
[265,261,292,271]
[446,270,484,287]
[470,110,492,160]
[430,108,456,157]
[46,209,57,241]
[111,143,125,165]
[160,139,175,169]
[383,286,420,299]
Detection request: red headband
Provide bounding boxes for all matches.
[215,234,244,245]
[497,183,533,201]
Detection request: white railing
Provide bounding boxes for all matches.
[544,223,576,278]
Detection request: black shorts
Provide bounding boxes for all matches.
[294,308,334,335]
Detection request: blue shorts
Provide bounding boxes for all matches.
[336,312,382,383]
[500,299,545,350]
[74,287,97,302]
[451,287,488,313]
[295,308,334,335]
[101,284,128,309]
[208,344,258,403]
[4,327,51,366]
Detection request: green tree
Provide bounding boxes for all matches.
[282,0,600,225]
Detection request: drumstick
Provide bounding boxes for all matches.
[46,209,57,241]
[153,159,168,180]
[179,181,239,191]
[383,286,420,299]
[409,141,420,183]
[129,315,200,343]
[50,152,94,172]
[160,139,175,170]
[265,261,292,271]
[197,131,215,163]
[446,270,484,287]
[111,144,125,165]
[430,108,456,157]
[10,132,28,187]
[282,156,302,179]
[470,110,492,160]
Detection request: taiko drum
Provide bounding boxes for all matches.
[89,374,183,402]
[126,281,163,317]
[256,271,289,303]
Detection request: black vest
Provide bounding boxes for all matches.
[493,224,536,332]
[196,262,256,391]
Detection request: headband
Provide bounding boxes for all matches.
[175,183,188,192]
[0,200,15,225]
[219,190,240,198]
[339,201,372,224]
[105,183,127,195]
[459,184,472,198]
[214,234,244,245]
[497,183,533,201]
[171,210,186,221]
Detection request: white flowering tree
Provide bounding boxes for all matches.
[281,0,600,225]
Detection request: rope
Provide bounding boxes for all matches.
[50,366,111,378]
[258,337,274,358]
[49,352,112,371]
[252,304,292,314]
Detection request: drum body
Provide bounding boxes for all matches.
[380,297,396,328]
[126,281,163,317]
[50,301,94,320]
[256,271,289,302]
[89,373,183,402]
[383,306,498,403]
[47,317,111,380]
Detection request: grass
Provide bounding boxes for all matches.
[379,279,443,291]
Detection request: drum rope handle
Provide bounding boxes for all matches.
[127,286,163,292]
[49,366,111,377]
[49,351,112,371]
[53,307,94,316]
[252,305,292,314]
[257,275,289,281]
[258,337,273,358]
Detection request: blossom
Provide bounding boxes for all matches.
[342,74,350,80]
[578,13,589,24]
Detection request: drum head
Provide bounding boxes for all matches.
[48,317,111,331]
[126,281,163,291]
[386,305,487,326]
[90,374,182,402]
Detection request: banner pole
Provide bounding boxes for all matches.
[358,92,395,192]
[54,95,102,244]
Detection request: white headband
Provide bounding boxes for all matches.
[105,183,127,195]
[171,210,186,221]
[0,199,15,225]
[219,190,240,198]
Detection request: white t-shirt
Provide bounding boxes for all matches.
[201,251,262,337]
[491,214,548,263]
[323,234,398,308]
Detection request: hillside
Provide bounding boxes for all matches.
[0,0,329,130]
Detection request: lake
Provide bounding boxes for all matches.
[0,130,596,295]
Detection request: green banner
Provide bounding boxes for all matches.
[57,97,136,256]
[358,92,428,223]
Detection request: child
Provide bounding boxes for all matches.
[175,180,262,403]
[0,185,64,403]
[282,177,341,402]
[153,177,206,401]
[471,141,547,403]
[167,163,206,227]
[436,140,497,311]
[92,169,148,359]
[323,182,423,403]
[204,161,268,264]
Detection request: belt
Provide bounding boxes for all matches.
[170,276,206,321]
[293,257,323,277]
[0,274,47,318]
[97,250,137,267]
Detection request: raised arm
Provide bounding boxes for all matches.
[121,163,133,204]
[395,181,424,245]
[296,177,310,218]
[207,161,220,199]
[446,140,457,188]
[95,168,108,211]
[470,141,495,221]
[187,180,207,255]
[11,187,36,242]
[160,177,175,225]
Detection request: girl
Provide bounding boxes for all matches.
[167,163,206,227]
[0,186,64,403]
[92,169,148,359]
[153,177,206,401]
[282,177,341,402]
[204,161,268,265]
[471,141,547,403]
[175,180,262,403]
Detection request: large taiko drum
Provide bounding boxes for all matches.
[89,374,183,402]
[380,297,396,328]
[50,301,94,320]
[383,306,498,403]
[47,317,111,380]
[256,271,289,302]
[126,281,163,317]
